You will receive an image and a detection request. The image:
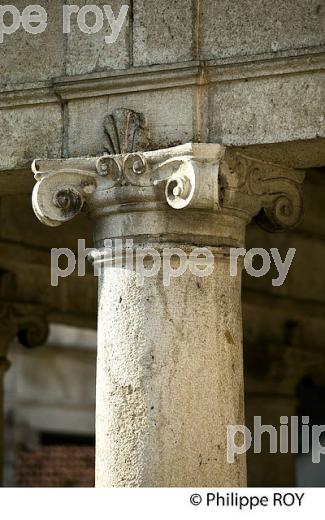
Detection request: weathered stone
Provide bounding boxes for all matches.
[1,58,325,175]
[65,0,130,76]
[0,0,63,87]
[104,108,149,154]
[0,105,62,170]
[133,0,194,66]
[201,0,325,60]
[1,0,325,489]
[209,71,325,146]
[30,138,304,486]
[96,250,245,486]
[67,97,109,157]
[107,89,194,150]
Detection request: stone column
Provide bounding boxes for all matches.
[0,342,10,486]
[31,109,304,487]
[0,301,48,485]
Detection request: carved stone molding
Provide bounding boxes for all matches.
[32,142,304,246]
[221,149,305,232]
[31,159,97,227]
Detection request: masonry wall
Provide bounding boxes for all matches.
[1,0,325,177]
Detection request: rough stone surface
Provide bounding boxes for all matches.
[29,143,305,486]
[65,89,194,159]
[96,254,245,486]
[133,0,194,66]
[201,0,325,60]
[1,0,325,489]
[67,96,109,157]
[209,71,325,146]
[0,0,63,88]
[106,89,194,150]
[65,0,130,76]
[0,105,62,170]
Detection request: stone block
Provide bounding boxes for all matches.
[209,71,325,146]
[133,0,194,66]
[0,0,63,87]
[0,105,62,170]
[201,0,325,60]
[65,0,130,76]
[107,88,194,149]
[67,96,109,157]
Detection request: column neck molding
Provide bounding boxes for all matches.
[32,142,304,249]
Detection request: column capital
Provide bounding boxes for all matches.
[0,301,49,361]
[32,142,305,248]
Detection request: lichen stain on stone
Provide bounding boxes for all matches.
[225,329,235,345]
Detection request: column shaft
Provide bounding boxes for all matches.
[0,356,10,486]
[95,249,246,486]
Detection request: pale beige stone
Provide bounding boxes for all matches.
[201,0,325,61]
[0,0,63,87]
[65,0,130,76]
[30,141,304,487]
[107,89,194,150]
[0,105,62,170]
[67,96,109,157]
[133,0,194,66]
[96,252,245,486]
[209,71,325,146]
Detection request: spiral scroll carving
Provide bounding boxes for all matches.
[96,153,150,187]
[32,166,97,227]
[0,302,49,351]
[221,151,305,232]
[31,142,304,232]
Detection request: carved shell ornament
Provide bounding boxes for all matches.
[32,109,152,226]
[104,108,149,155]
